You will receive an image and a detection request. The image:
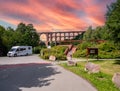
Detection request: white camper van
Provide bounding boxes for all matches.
[7,46,32,57]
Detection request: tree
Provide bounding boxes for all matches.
[100,26,110,40]
[15,23,40,47]
[106,0,120,43]
[91,26,105,40]
[0,25,8,56]
[83,26,94,40]
[16,23,26,33]
[7,27,14,31]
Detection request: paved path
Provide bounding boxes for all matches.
[0,55,97,91]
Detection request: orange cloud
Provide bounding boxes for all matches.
[0,0,116,32]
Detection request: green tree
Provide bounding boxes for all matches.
[0,25,8,56]
[100,26,110,40]
[2,29,15,50]
[91,26,106,40]
[16,23,39,47]
[16,23,26,33]
[106,0,120,43]
[83,26,94,40]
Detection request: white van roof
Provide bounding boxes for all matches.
[12,46,32,48]
[12,46,20,48]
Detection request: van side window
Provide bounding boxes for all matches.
[16,49,19,51]
[20,48,22,51]
[20,48,26,51]
[28,47,31,50]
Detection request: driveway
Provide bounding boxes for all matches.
[0,55,97,91]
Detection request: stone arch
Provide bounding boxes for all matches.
[39,33,47,42]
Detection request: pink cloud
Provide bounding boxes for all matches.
[0,0,116,32]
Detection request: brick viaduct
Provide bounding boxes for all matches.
[38,30,85,42]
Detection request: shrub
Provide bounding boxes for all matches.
[33,46,42,54]
[77,41,92,50]
[40,45,68,60]
[98,41,115,52]
[73,50,86,58]
[98,51,113,59]
[113,50,120,58]
[56,54,67,60]
[41,53,50,59]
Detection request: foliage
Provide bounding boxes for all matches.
[41,45,68,60]
[73,50,86,58]
[73,41,93,58]
[60,60,120,91]
[33,46,42,54]
[73,32,85,40]
[77,41,93,50]
[16,23,39,47]
[83,26,94,40]
[39,41,46,48]
[97,41,115,52]
[106,0,120,44]
[83,26,110,41]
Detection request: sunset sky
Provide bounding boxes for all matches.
[0,0,116,32]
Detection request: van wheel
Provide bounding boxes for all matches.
[14,54,17,57]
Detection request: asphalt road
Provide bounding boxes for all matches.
[0,55,97,91]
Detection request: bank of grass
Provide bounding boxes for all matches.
[60,60,120,91]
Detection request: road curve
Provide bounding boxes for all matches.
[0,55,97,91]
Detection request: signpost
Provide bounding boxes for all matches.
[87,48,98,62]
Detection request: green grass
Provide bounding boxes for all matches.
[60,60,120,91]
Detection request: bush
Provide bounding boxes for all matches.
[113,50,120,58]
[56,54,67,60]
[41,53,50,59]
[40,45,68,60]
[98,41,115,52]
[98,51,113,59]
[33,46,42,54]
[77,41,93,50]
[73,50,86,58]
[73,42,93,58]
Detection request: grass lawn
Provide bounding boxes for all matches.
[60,60,120,91]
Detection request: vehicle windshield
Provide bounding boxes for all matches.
[9,48,16,52]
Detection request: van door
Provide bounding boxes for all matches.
[15,48,20,56]
[19,48,26,56]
